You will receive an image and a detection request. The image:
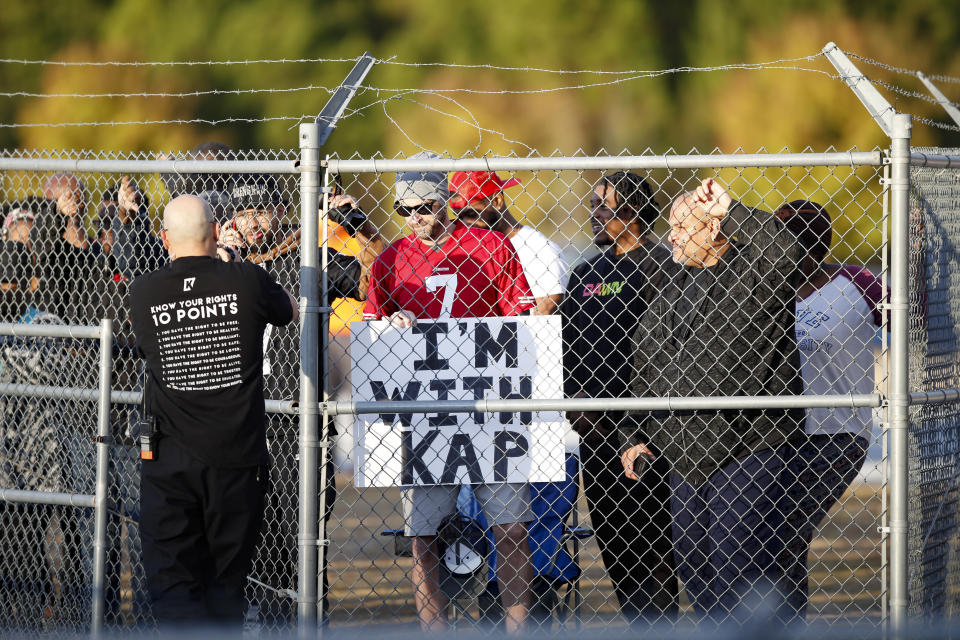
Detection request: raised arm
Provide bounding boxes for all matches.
[694,178,801,279]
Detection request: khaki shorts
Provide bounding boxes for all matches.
[401,483,532,536]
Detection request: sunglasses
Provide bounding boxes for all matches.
[394,201,438,217]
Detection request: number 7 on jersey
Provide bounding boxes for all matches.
[425,274,459,317]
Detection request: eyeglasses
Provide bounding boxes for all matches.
[394,201,438,217]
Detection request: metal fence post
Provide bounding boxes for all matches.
[317,165,331,632]
[888,112,913,631]
[298,123,322,634]
[90,318,113,636]
[880,159,891,627]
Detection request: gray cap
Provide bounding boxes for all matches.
[395,152,448,204]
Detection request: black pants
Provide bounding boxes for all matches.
[140,437,266,628]
[580,422,678,624]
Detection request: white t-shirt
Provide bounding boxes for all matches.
[508,226,568,299]
[795,266,883,436]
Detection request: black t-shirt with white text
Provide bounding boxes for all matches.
[130,256,294,467]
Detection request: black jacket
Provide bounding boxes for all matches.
[630,202,805,485]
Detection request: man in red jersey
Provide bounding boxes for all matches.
[363,153,535,632]
[364,165,533,324]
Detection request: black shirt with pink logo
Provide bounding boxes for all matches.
[561,243,677,399]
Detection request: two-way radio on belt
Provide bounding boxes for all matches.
[139,366,159,460]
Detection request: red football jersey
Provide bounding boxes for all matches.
[364,222,534,320]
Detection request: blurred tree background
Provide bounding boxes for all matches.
[1,0,958,262]
[2,0,958,154]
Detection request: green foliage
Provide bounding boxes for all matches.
[0,0,958,265]
[2,0,957,153]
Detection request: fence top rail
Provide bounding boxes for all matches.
[0,152,885,174]
[910,152,960,168]
[0,322,101,340]
[325,151,884,173]
[910,388,960,405]
[327,393,885,416]
[0,158,299,174]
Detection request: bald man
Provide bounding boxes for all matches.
[129,195,297,628]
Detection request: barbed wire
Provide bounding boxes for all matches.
[0,48,955,138]
[926,73,960,85]
[0,67,835,102]
[0,56,834,130]
[869,77,958,108]
[0,55,832,103]
[0,115,310,128]
[912,114,960,133]
[0,56,365,67]
[376,53,828,75]
[843,50,960,85]
[0,52,822,75]
[371,65,836,97]
[0,85,338,99]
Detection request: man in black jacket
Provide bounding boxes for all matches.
[622,178,804,623]
[561,172,678,624]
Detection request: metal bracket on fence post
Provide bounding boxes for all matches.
[822,42,895,137]
[916,72,960,129]
[315,52,375,149]
[90,318,113,638]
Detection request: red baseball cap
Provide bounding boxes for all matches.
[448,171,521,209]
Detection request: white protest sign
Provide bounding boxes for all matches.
[350,316,565,488]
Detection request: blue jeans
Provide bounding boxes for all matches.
[670,444,796,624]
[780,434,868,621]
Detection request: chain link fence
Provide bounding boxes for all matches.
[907,147,960,618]
[323,152,888,630]
[0,319,112,637]
[0,144,942,633]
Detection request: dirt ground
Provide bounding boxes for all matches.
[323,475,884,630]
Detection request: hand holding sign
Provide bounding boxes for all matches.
[389,310,417,328]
